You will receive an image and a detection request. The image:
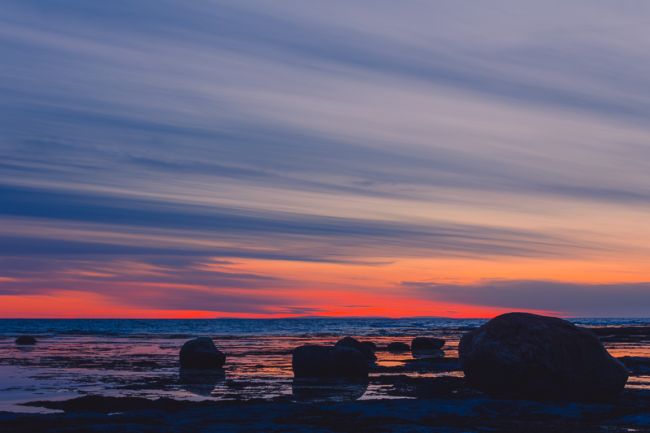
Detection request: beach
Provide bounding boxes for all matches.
[1,318,650,431]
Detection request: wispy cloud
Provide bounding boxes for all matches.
[1,0,649,315]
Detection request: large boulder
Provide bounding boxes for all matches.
[292,345,369,378]
[335,337,376,361]
[459,312,628,401]
[179,337,226,369]
[15,336,37,345]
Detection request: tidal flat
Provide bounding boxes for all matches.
[1,318,650,432]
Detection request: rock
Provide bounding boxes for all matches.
[334,337,376,361]
[292,345,369,378]
[411,337,445,353]
[459,312,628,401]
[361,341,377,353]
[387,342,410,352]
[15,336,37,345]
[619,357,650,375]
[179,337,226,369]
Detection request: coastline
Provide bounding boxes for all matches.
[3,386,650,432]
[1,320,650,431]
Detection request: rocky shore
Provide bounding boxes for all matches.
[2,314,650,432]
[3,385,650,432]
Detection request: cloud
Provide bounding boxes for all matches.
[0,184,585,260]
[404,279,650,317]
[1,1,650,316]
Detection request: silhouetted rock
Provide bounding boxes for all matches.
[15,336,37,345]
[335,337,376,361]
[459,312,628,401]
[387,342,410,352]
[361,341,377,353]
[292,345,369,378]
[411,337,445,351]
[411,337,445,357]
[179,337,226,369]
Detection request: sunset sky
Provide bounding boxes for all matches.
[1,1,649,318]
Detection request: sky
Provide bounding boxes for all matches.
[1,0,649,318]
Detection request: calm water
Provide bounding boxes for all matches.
[1,318,649,413]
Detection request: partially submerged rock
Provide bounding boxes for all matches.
[459,312,628,401]
[386,342,410,353]
[179,337,226,369]
[334,337,376,361]
[411,337,445,352]
[411,337,445,359]
[292,345,369,378]
[15,336,37,345]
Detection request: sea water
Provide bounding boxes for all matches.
[1,318,649,412]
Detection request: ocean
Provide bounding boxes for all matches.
[1,318,649,413]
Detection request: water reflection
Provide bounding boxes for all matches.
[412,349,444,360]
[178,368,225,396]
[292,378,368,402]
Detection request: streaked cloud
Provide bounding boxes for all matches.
[403,279,650,317]
[1,0,649,316]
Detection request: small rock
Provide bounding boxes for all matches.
[335,337,376,361]
[361,341,377,352]
[387,342,410,352]
[15,336,37,345]
[411,337,445,353]
[292,345,369,378]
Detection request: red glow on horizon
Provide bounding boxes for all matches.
[0,291,557,319]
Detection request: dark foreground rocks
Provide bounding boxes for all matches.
[179,337,226,369]
[334,337,376,361]
[15,336,37,345]
[460,312,629,401]
[9,388,650,433]
[292,345,369,378]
